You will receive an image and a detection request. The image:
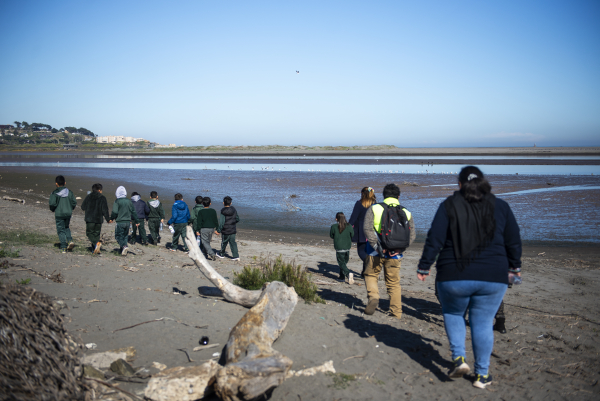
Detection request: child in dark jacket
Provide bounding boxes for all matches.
[130,192,150,245]
[330,212,355,282]
[147,191,165,245]
[167,193,191,252]
[49,175,78,253]
[81,183,111,254]
[216,196,240,261]
[191,196,205,238]
[110,186,140,256]
[196,197,219,260]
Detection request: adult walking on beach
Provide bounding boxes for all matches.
[417,166,521,389]
[348,187,376,275]
[363,183,415,319]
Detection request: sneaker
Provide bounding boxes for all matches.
[493,318,507,334]
[448,356,471,378]
[215,252,225,259]
[348,273,354,285]
[67,242,75,251]
[364,298,379,315]
[61,249,67,254]
[121,247,128,256]
[170,248,176,252]
[231,257,240,261]
[473,374,493,389]
[93,242,102,254]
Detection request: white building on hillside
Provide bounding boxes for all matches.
[96,136,147,144]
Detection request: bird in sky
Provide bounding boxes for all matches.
[296,70,299,74]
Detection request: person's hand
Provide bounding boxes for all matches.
[196,232,200,236]
[161,219,164,223]
[214,231,220,236]
[388,249,400,257]
[136,224,140,227]
[417,273,428,281]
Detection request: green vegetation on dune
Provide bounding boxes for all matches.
[0,230,56,246]
[234,255,325,304]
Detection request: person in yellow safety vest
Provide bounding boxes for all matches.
[362,183,416,318]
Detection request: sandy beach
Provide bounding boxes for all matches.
[1,188,599,400]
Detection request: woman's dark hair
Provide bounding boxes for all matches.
[360,187,376,208]
[336,212,347,234]
[458,166,492,202]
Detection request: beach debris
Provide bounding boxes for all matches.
[193,343,220,352]
[109,346,137,361]
[86,299,107,303]
[280,195,301,212]
[2,196,25,204]
[85,343,97,350]
[75,196,82,200]
[286,360,335,377]
[0,283,88,399]
[145,361,220,401]
[112,317,207,333]
[178,348,194,363]
[152,361,167,371]
[82,351,128,369]
[83,364,106,380]
[122,265,140,272]
[200,336,209,345]
[111,358,136,376]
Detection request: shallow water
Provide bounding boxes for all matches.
[2,164,596,245]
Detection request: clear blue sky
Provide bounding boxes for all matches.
[1,0,598,147]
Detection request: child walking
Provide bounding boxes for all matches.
[147,191,165,245]
[330,212,355,282]
[216,196,240,261]
[110,186,140,256]
[130,192,150,245]
[167,193,191,252]
[81,183,111,254]
[49,175,77,253]
[191,196,205,243]
[196,197,219,260]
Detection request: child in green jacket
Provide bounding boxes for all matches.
[49,175,77,253]
[147,191,165,245]
[110,186,140,256]
[330,212,355,282]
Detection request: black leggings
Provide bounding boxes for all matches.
[357,242,367,274]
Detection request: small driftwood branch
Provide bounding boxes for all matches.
[2,196,25,204]
[184,226,261,307]
[112,317,207,333]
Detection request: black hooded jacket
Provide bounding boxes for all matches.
[81,191,110,224]
[219,206,239,235]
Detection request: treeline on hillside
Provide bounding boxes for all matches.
[9,121,94,137]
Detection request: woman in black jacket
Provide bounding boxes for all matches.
[417,166,521,389]
[348,187,376,275]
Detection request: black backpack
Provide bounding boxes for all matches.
[379,203,411,252]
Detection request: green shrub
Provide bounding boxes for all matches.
[233,255,325,304]
[0,230,55,246]
[16,278,31,285]
[0,248,20,258]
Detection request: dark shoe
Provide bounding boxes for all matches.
[448,356,470,378]
[473,374,493,389]
[365,298,379,315]
[493,318,507,334]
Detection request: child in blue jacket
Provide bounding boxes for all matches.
[167,193,191,252]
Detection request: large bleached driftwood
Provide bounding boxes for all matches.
[184,226,261,307]
[215,281,298,401]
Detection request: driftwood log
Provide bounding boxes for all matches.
[182,226,299,401]
[184,226,261,307]
[2,196,25,204]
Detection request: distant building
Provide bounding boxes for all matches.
[0,125,14,130]
[63,144,79,150]
[96,135,147,144]
[155,144,177,148]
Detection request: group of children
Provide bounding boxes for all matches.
[49,175,240,260]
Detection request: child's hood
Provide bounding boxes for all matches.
[131,195,141,202]
[221,206,237,216]
[149,199,160,208]
[53,187,70,198]
[174,200,188,210]
[115,186,127,199]
[88,191,103,200]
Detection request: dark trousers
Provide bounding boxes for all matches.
[336,251,350,279]
[86,222,102,245]
[115,222,129,249]
[55,217,73,250]
[171,223,188,250]
[131,220,148,243]
[356,241,367,274]
[220,233,239,258]
[148,219,161,243]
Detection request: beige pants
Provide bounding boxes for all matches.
[364,255,402,318]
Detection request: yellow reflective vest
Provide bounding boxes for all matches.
[372,197,412,234]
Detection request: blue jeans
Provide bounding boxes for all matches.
[437,280,507,376]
